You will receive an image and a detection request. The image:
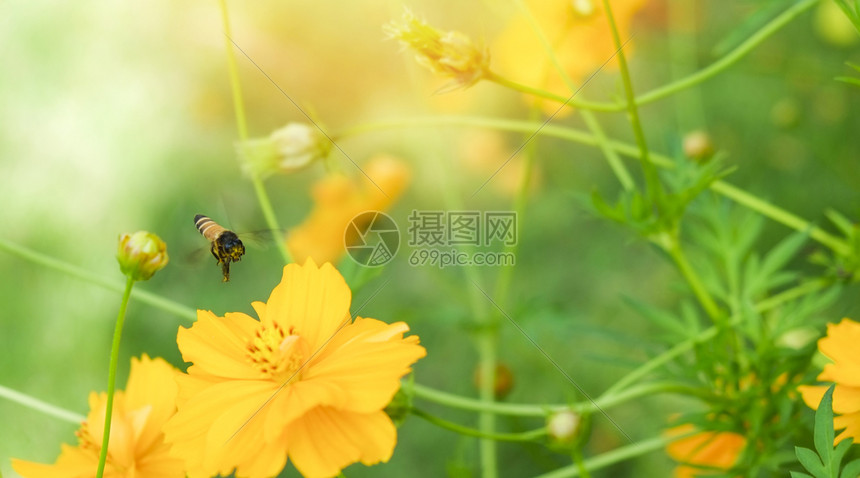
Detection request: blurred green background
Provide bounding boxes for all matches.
[2,0,859,476]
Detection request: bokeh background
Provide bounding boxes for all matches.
[2,0,859,476]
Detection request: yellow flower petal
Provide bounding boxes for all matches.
[306,317,427,413]
[288,407,396,478]
[123,354,179,457]
[264,260,352,350]
[177,309,261,379]
[834,411,860,443]
[817,318,860,387]
[163,379,279,477]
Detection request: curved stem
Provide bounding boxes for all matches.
[601,0,660,202]
[411,408,546,442]
[632,0,818,108]
[336,116,850,254]
[96,276,134,478]
[0,384,84,424]
[411,381,698,417]
[484,71,617,112]
[219,0,292,265]
[534,432,695,478]
[0,237,196,322]
[664,237,722,321]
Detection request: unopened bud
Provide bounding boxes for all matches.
[237,123,330,179]
[682,130,715,162]
[547,409,580,443]
[473,363,514,399]
[117,231,168,281]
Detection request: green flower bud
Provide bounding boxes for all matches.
[117,231,169,281]
[547,409,580,444]
[237,123,331,179]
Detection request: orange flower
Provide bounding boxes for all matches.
[798,318,860,444]
[666,424,746,478]
[286,155,409,265]
[11,355,184,478]
[162,259,426,478]
[493,0,646,113]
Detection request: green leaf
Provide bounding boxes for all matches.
[836,76,860,87]
[825,209,855,237]
[832,439,854,469]
[760,231,808,280]
[814,386,837,466]
[790,472,814,478]
[796,446,826,477]
[841,458,860,478]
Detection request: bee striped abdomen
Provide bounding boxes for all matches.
[195,214,227,242]
[194,214,245,282]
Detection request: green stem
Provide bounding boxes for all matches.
[411,381,697,417]
[337,116,850,254]
[411,408,546,442]
[219,0,293,265]
[502,0,818,113]
[0,384,84,424]
[96,276,134,478]
[601,0,660,201]
[476,333,498,478]
[572,449,592,478]
[508,0,635,191]
[632,0,818,108]
[484,71,616,112]
[534,435,679,478]
[663,236,722,321]
[0,238,196,322]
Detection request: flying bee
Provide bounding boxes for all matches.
[194,214,245,282]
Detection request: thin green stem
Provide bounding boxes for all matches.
[508,0,635,191]
[572,449,592,478]
[0,385,84,424]
[219,0,292,265]
[632,0,818,108]
[411,381,697,417]
[336,116,850,254]
[601,0,660,201]
[484,71,616,112]
[476,333,498,478]
[96,276,134,478]
[411,408,546,442]
[534,435,679,478]
[501,0,818,113]
[0,238,196,322]
[664,236,722,321]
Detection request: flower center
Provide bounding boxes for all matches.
[246,322,309,382]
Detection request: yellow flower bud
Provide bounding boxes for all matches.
[547,409,580,443]
[682,130,715,162]
[117,231,169,281]
[237,123,331,179]
[385,9,490,92]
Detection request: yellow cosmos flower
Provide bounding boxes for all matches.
[286,155,410,265]
[798,318,860,444]
[12,355,183,478]
[162,259,426,478]
[666,424,746,478]
[493,0,646,113]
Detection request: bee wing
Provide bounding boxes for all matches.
[238,229,287,250]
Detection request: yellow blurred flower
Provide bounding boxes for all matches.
[286,155,410,265]
[798,318,860,444]
[12,355,184,478]
[493,0,646,113]
[666,424,746,478]
[385,9,490,92]
[162,259,426,478]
